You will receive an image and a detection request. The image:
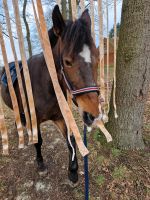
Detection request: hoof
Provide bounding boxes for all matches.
[36,159,48,176]
[61,179,79,188]
[68,171,78,184]
[38,168,48,176]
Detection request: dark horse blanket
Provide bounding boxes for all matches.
[1,61,23,87]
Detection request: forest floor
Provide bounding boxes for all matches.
[0,64,150,200]
[0,92,149,200]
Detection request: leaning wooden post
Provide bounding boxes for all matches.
[0,93,9,155]
[3,0,32,145]
[33,0,88,157]
[12,0,38,143]
[113,0,118,118]
[80,0,85,12]
[98,0,106,117]
[0,24,24,148]
[106,0,110,115]
[90,0,95,42]
[71,0,77,20]
[57,0,61,7]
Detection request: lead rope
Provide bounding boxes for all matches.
[3,0,32,145]
[0,24,24,149]
[113,0,118,118]
[33,0,88,157]
[12,0,38,143]
[0,90,9,155]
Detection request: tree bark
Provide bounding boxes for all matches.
[61,0,67,20]
[68,0,72,20]
[107,0,150,150]
[23,0,32,57]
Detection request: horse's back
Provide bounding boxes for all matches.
[1,53,63,123]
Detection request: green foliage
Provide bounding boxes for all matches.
[97,155,105,165]
[111,148,122,157]
[112,166,128,180]
[74,188,84,199]
[96,175,105,186]
[109,22,120,38]
[93,129,107,145]
[0,181,6,193]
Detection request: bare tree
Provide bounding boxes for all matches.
[22,0,32,57]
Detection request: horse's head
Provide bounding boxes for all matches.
[52,5,100,126]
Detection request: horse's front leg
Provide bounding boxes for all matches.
[67,135,78,183]
[54,119,78,183]
[34,127,47,174]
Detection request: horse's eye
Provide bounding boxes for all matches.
[64,59,72,67]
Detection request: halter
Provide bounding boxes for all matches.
[60,62,99,96]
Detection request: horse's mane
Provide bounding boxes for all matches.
[61,18,92,55]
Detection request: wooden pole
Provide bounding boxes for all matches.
[113,0,118,118]
[80,0,85,13]
[98,0,105,111]
[0,24,24,148]
[57,0,61,7]
[90,0,95,42]
[106,0,110,114]
[71,0,77,20]
[12,0,38,143]
[0,91,9,155]
[3,0,32,145]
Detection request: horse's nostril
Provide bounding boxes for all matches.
[87,113,95,122]
[83,112,95,126]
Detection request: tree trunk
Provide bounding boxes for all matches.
[23,0,32,57]
[107,0,150,150]
[68,0,72,20]
[61,0,67,20]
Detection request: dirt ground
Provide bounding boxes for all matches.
[0,94,150,200]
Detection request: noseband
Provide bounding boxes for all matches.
[60,61,99,96]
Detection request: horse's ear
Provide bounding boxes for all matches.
[52,5,65,36]
[80,9,91,28]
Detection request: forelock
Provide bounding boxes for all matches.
[61,18,92,55]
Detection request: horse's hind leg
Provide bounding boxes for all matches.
[34,126,47,174]
[54,119,78,183]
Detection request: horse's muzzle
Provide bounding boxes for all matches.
[83,112,95,126]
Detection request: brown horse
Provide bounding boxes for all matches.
[1,6,99,183]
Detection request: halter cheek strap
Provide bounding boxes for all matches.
[61,64,100,96]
